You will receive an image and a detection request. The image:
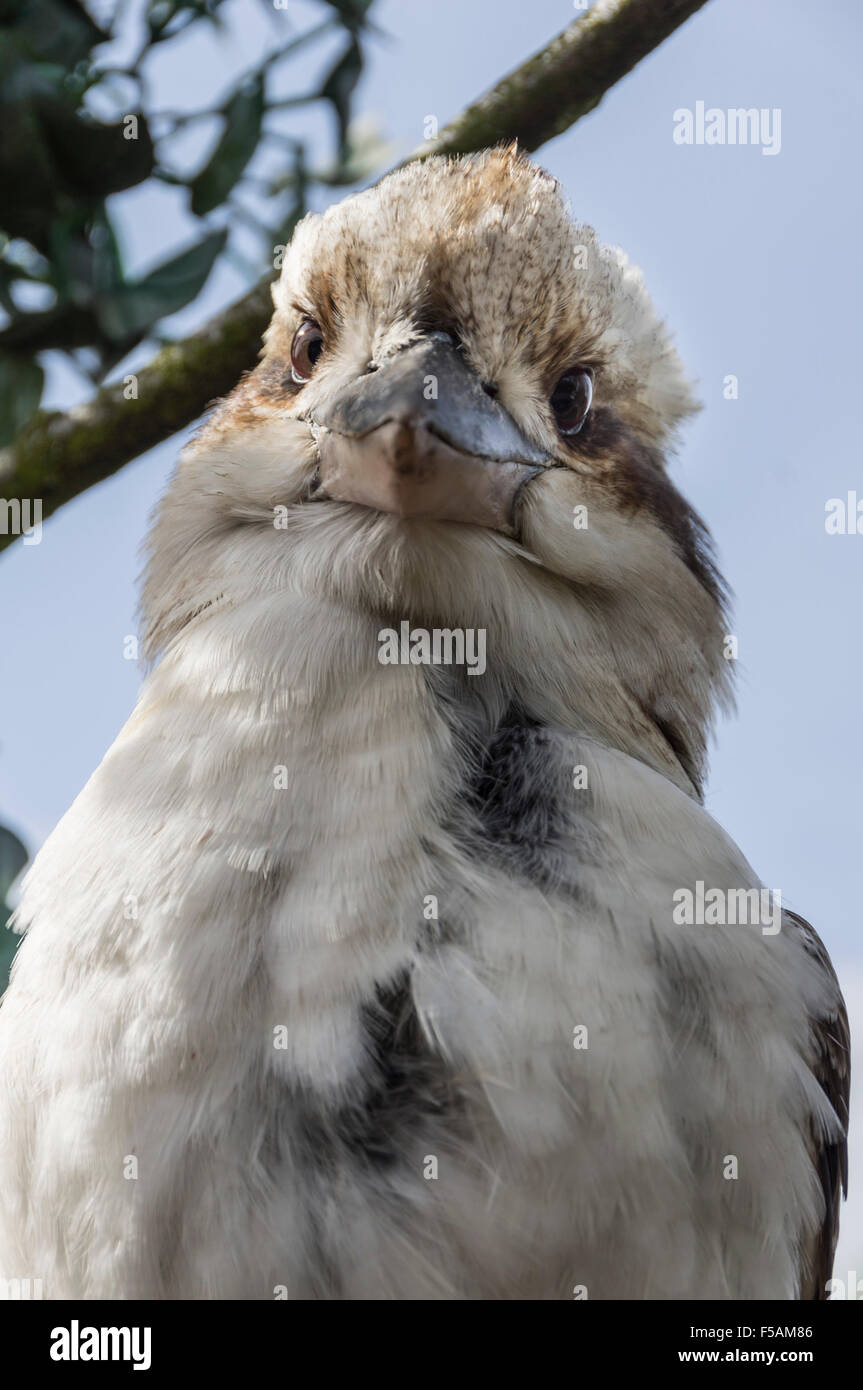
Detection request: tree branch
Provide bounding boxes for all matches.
[0,0,711,549]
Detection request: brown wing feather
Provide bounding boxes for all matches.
[786,910,850,1299]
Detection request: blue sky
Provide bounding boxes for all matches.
[2,0,862,1273]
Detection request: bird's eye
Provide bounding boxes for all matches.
[290,320,325,383]
[550,368,593,436]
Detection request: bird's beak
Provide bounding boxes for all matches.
[307,332,549,534]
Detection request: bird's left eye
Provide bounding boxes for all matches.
[290,320,325,383]
[550,368,593,436]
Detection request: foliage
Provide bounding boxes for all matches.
[0,0,380,445]
[0,823,27,992]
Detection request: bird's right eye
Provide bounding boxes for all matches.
[550,367,593,436]
[290,321,325,383]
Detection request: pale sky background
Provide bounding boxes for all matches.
[2,0,862,1280]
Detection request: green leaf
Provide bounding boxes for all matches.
[147,0,181,35]
[37,106,156,197]
[0,304,97,353]
[88,210,127,302]
[147,0,227,40]
[0,65,66,254]
[319,38,363,155]
[0,924,18,989]
[1,0,107,67]
[0,352,44,445]
[46,206,122,306]
[0,824,27,905]
[189,74,264,217]
[0,821,27,992]
[0,922,19,989]
[96,227,227,341]
[320,0,375,33]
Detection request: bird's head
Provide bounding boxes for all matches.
[143,148,731,795]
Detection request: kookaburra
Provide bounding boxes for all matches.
[0,149,849,1300]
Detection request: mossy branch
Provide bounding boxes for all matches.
[0,0,711,550]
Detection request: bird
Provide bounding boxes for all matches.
[0,147,849,1300]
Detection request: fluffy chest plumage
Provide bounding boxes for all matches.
[0,592,833,1299]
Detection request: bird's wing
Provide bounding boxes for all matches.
[786,910,850,1300]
